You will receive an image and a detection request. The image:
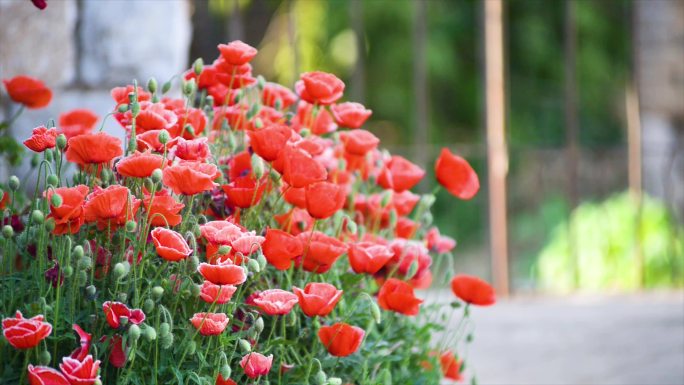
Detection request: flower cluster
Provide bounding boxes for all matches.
[1,40,493,384]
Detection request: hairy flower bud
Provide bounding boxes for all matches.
[193,58,203,76]
[56,134,67,151]
[151,286,164,300]
[9,175,20,191]
[86,285,96,297]
[118,104,129,113]
[254,317,264,334]
[147,77,158,94]
[328,378,342,385]
[159,322,170,337]
[247,258,261,274]
[45,218,56,232]
[186,340,196,355]
[238,339,251,353]
[162,81,172,94]
[131,102,140,118]
[151,168,163,183]
[62,265,74,278]
[31,153,40,168]
[143,298,155,313]
[38,350,51,366]
[158,129,170,145]
[220,365,231,380]
[251,153,265,179]
[183,79,196,96]
[78,256,92,270]
[117,292,127,302]
[314,371,327,385]
[112,263,127,280]
[128,324,141,342]
[143,326,157,341]
[160,332,174,349]
[125,220,136,233]
[2,225,13,238]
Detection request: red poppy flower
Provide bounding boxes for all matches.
[248,124,293,162]
[378,155,425,192]
[151,227,192,262]
[143,189,184,227]
[31,0,47,10]
[252,289,298,315]
[110,85,151,107]
[102,302,145,329]
[450,274,495,306]
[280,146,327,188]
[377,278,423,316]
[295,231,348,273]
[395,217,420,238]
[218,41,258,66]
[59,355,100,385]
[293,283,343,317]
[174,137,211,162]
[426,227,456,254]
[69,324,92,361]
[435,148,480,200]
[216,375,237,385]
[58,109,98,139]
[3,75,52,109]
[107,334,127,368]
[136,129,178,152]
[348,242,394,274]
[162,161,219,195]
[121,102,178,135]
[45,185,88,235]
[262,228,304,270]
[439,350,463,381]
[296,71,345,105]
[200,220,245,245]
[240,352,273,379]
[339,129,379,156]
[262,82,297,109]
[274,208,314,235]
[84,185,140,229]
[392,190,421,216]
[27,365,70,385]
[190,312,229,336]
[116,152,166,178]
[292,101,338,135]
[65,132,123,166]
[318,322,365,357]
[198,261,247,286]
[2,311,52,349]
[304,181,346,219]
[200,281,237,305]
[222,176,267,208]
[230,233,265,258]
[387,239,431,277]
[331,102,372,128]
[24,126,58,152]
[283,184,307,208]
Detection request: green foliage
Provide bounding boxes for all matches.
[535,192,684,291]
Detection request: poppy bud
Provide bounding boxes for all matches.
[238,339,251,353]
[151,286,164,300]
[193,58,204,76]
[128,324,141,342]
[119,316,129,327]
[159,322,170,337]
[299,128,311,137]
[251,153,265,179]
[205,95,214,106]
[117,292,128,302]
[158,129,170,145]
[256,252,267,271]
[31,153,40,168]
[77,271,88,286]
[78,256,92,269]
[2,225,13,238]
[257,75,266,90]
[143,177,155,192]
[345,218,358,235]
[183,79,196,96]
[147,77,158,93]
[370,300,382,324]
[255,317,264,333]
[62,265,74,278]
[144,326,157,341]
[73,245,85,259]
[55,134,67,150]
[406,259,420,280]
[38,350,51,365]
[190,283,201,298]
[9,175,20,191]
[328,378,342,385]
[233,91,242,103]
[247,104,260,120]
[254,117,263,129]
[112,263,127,279]
[218,245,232,256]
[45,218,56,232]
[162,81,172,94]
[160,332,174,349]
[143,298,155,313]
[45,149,54,162]
[50,193,63,208]
[388,209,398,229]
[131,102,141,117]
[227,132,237,151]
[94,380,102,385]
[314,371,327,385]
[312,358,322,373]
[151,168,163,183]
[86,285,97,297]
[380,191,393,208]
[125,220,136,233]
[118,104,129,113]
[220,365,231,379]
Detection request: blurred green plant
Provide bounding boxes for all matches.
[535,192,684,291]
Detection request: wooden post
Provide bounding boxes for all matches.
[484,0,509,296]
[564,0,580,288]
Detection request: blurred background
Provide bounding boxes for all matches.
[1,0,683,383]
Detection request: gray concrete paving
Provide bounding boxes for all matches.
[427,291,684,385]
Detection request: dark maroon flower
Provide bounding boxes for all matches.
[45,263,64,288]
[31,0,48,10]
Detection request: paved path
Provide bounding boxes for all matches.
[428,291,684,385]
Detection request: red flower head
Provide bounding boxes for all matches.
[3,75,52,109]
[262,228,304,270]
[200,281,237,305]
[174,137,211,162]
[283,184,307,208]
[222,176,267,208]
[27,365,70,385]
[46,185,88,235]
[293,282,343,317]
[102,301,145,329]
[110,85,150,108]
[2,311,52,349]
[378,155,425,192]
[348,242,394,275]
[279,146,327,188]
[318,322,365,357]
[162,161,219,195]
[58,109,99,139]
[84,185,140,229]
[435,148,480,200]
[377,278,423,316]
[252,289,298,316]
[116,152,166,178]
[31,0,48,10]
[240,352,273,379]
[339,129,380,156]
[143,189,184,227]
[24,126,58,152]
[450,274,495,306]
[65,132,123,167]
[248,124,293,162]
[274,208,314,235]
[292,101,338,135]
[136,129,178,152]
[426,227,456,254]
[198,261,247,286]
[305,181,346,219]
[70,324,92,361]
[218,41,258,66]
[191,312,229,336]
[200,220,244,245]
[107,334,127,368]
[332,102,372,128]
[297,71,345,105]
[216,375,237,385]
[395,217,420,238]
[295,231,348,274]
[151,227,192,262]
[262,82,297,109]
[119,102,178,135]
[439,350,463,381]
[59,355,101,385]
[387,239,431,278]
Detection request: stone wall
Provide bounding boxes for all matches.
[0,0,192,179]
